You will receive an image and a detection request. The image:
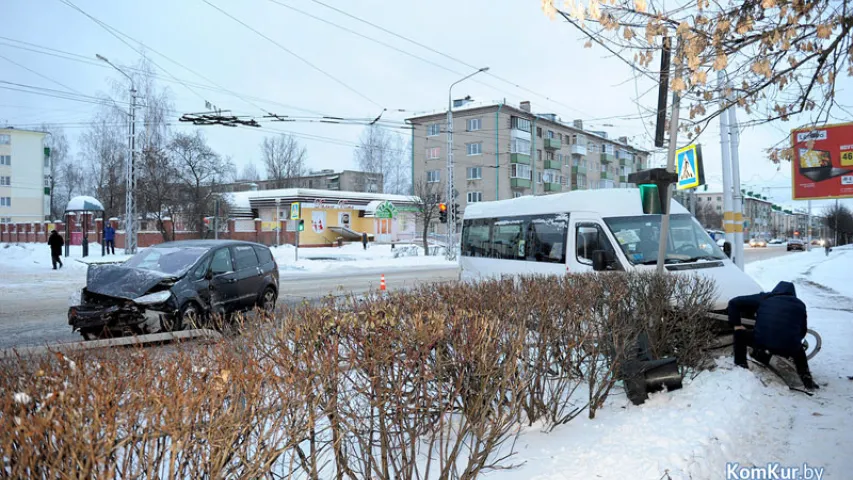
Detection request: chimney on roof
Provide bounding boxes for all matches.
[520,101,531,112]
[619,136,629,144]
[573,119,583,130]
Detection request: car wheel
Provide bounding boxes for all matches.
[260,287,277,313]
[162,303,196,332]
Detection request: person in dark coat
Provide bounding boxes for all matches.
[103,224,116,254]
[728,281,818,390]
[824,239,832,256]
[47,229,64,270]
[362,232,368,250]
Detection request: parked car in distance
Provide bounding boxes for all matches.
[749,238,767,248]
[787,238,806,251]
[768,238,785,245]
[68,240,279,340]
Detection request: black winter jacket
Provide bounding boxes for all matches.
[48,232,64,255]
[727,281,807,352]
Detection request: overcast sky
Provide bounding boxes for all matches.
[2,0,850,213]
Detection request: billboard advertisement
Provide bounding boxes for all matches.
[791,122,853,200]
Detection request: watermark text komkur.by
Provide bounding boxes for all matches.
[726,462,825,480]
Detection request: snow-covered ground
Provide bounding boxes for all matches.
[493,248,853,480]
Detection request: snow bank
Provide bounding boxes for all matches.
[497,360,789,479]
[0,243,132,272]
[270,243,454,274]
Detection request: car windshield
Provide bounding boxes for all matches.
[123,247,208,275]
[604,214,728,265]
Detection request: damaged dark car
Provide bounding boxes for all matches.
[68,240,279,340]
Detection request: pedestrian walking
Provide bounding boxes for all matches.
[727,281,818,390]
[362,232,368,250]
[47,229,64,270]
[824,239,831,256]
[103,223,116,254]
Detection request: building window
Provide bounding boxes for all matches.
[716,196,722,201]
[0,155,10,166]
[576,175,587,189]
[513,192,523,198]
[511,116,531,133]
[467,167,482,180]
[0,217,11,224]
[547,130,555,139]
[543,170,558,183]
[0,134,9,145]
[466,142,482,156]
[0,176,9,186]
[511,137,530,154]
[511,163,531,179]
[546,151,554,161]
[427,124,441,136]
[466,118,482,131]
[558,153,564,165]
[537,172,543,184]
[536,127,542,137]
[0,197,10,207]
[536,149,542,161]
[427,170,441,183]
[426,147,440,159]
[467,191,483,203]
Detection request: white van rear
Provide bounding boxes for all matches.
[460,188,762,311]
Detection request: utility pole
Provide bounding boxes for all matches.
[445,67,489,261]
[726,78,745,271]
[97,54,138,255]
[656,36,682,275]
[835,198,839,246]
[718,71,734,257]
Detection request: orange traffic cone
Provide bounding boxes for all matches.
[380,274,386,291]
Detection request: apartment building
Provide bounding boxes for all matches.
[219,169,383,194]
[0,127,50,224]
[407,101,649,216]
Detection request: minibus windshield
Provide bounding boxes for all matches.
[604,214,727,265]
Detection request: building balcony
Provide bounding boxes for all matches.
[619,175,628,183]
[572,165,587,175]
[600,152,616,163]
[619,157,631,167]
[570,144,587,156]
[544,138,561,150]
[544,159,562,170]
[511,178,532,189]
[601,171,613,180]
[544,182,562,192]
[510,153,531,165]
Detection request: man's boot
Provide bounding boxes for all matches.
[801,373,819,390]
[749,348,772,366]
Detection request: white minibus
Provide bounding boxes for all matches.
[460,188,762,313]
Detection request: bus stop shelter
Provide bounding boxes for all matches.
[64,196,105,258]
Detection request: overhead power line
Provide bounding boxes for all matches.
[201,0,383,110]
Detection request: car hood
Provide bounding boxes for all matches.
[86,264,179,300]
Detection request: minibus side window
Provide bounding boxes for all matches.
[492,221,525,259]
[575,223,619,268]
[526,215,568,263]
[462,219,492,257]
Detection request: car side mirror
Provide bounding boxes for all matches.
[205,270,215,280]
[722,241,732,258]
[592,250,608,271]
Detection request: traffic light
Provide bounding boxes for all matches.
[298,219,305,231]
[439,203,447,223]
[452,203,461,220]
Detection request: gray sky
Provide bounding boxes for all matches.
[2,0,850,214]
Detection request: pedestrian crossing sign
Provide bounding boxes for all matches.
[290,202,301,220]
[676,143,705,190]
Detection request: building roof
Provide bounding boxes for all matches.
[406,102,650,154]
[464,188,689,219]
[224,188,417,212]
[0,127,48,135]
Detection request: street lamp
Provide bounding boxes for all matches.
[96,54,138,254]
[446,66,489,261]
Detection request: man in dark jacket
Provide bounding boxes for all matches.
[362,232,368,250]
[103,224,115,254]
[728,281,818,390]
[47,229,64,270]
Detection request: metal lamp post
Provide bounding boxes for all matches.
[446,66,489,261]
[96,54,138,254]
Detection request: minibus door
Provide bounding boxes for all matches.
[568,219,622,273]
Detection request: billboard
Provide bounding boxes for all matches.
[791,122,853,200]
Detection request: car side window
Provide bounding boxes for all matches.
[233,245,260,271]
[191,255,212,280]
[254,246,273,265]
[576,224,617,265]
[210,248,233,274]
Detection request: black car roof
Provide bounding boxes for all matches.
[150,240,269,249]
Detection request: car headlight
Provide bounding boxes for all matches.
[134,290,172,305]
